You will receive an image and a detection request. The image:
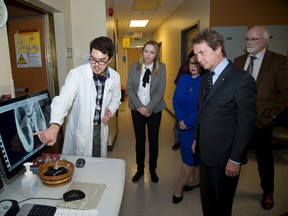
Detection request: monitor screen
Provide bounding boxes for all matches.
[0,90,51,179]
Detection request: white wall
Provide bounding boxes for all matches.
[70,0,106,67]
[39,0,73,88]
[105,0,117,70]
[42,0,105,87]
[0,0,108,91]
[40,0,110,86]
[153,0,210,113]
[0,26,13,96]
[212,26,248,61]
[212,25,288,62]
[266,25,288,56]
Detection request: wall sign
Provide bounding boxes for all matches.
[14,28,42,68]
[122,37,130,48]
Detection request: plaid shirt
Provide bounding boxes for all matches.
[93,69,110,126]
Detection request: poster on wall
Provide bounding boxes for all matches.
[14,28,42,68]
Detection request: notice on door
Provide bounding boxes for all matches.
[14,28,42,68]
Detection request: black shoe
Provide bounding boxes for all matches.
[172,194,183,204]
[132,171,144,182]
[183,183,200,191]
[261,193,274,210]
[150,172,159,183]
[172,143,180,151]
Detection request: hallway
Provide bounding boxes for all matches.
[108,100,288,216]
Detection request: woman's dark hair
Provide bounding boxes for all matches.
[183,50,196,72]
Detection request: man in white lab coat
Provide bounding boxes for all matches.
[34,36,121,157]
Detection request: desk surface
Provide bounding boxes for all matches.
[0,155,126,216]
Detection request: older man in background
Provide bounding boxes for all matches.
[234,25,288,210]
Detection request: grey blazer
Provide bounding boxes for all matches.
[195,61,257,166]
[126,62,167,113]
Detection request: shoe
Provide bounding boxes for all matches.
[172,143,180,151]
[183,183,200,191]
[132,171,144,182]
[261,193,274,210]
[172,194,183,204]
[150,172,159,183]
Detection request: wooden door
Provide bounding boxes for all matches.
[7,16,48,97]
[127,48,142,70]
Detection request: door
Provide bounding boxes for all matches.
[127,48,142,70]
[181,22,199,65]
[7,16,48,97]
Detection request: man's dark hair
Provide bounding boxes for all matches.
[90,36,114,59]
[192,28,226,57]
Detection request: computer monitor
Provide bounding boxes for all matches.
[0,90,51,179]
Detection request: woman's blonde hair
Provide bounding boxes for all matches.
[137,40,160,75]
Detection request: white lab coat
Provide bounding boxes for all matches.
[50,63,121,157]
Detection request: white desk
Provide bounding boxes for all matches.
[0,155,126,216]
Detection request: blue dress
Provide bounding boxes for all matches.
[172,74,201,166]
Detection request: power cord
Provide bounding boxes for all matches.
[18,197,63,204]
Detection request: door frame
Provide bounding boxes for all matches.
[8,0,59,98]
[181,21,200,65]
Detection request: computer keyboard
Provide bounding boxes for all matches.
[16,204,56,216]
[55,208,99,216]
[16,204,99,216]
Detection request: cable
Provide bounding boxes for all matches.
[18,197,63,204]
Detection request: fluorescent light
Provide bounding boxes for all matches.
[129,20,149,27]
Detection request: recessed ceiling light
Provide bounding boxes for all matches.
[129,20,149,27]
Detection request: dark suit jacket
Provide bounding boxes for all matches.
[234,50,288,129]
[126,62,167,113]
[195,61,256,167]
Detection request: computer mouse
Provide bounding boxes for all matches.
[63,189,86,202]
[53,167,68,176]
[75,158,85,168]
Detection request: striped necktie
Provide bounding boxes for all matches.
[247,56,256,74]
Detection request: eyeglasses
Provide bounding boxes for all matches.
[244,37,263,42]
[89,56,109,66]
[189,61,200,66]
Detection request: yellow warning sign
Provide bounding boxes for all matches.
[17,55,27,64]
[122,37,130,48]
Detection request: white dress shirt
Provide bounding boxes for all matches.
[138,64,153,106]
[244,49,265,80]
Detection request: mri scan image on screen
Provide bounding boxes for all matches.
[14,101,47,152]
[0,90,51,179]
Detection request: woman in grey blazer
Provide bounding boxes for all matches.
[126,40,166,183]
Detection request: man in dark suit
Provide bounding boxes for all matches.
[192,29,257,216]
[234,25,288,210]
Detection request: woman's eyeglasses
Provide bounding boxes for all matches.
[189,61,200,67]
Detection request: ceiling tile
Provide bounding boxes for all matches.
[133,0,161,10]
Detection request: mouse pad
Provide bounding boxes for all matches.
[57,182,106,210]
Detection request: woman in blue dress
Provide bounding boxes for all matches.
[172,51,203,204]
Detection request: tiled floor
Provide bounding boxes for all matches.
[108,100,288,216]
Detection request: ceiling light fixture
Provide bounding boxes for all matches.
[129,20,149,27]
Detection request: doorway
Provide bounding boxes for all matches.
[6,1,59,98]
[181,21,199,65]
[7,16,48,97]
[127,48,142,70]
